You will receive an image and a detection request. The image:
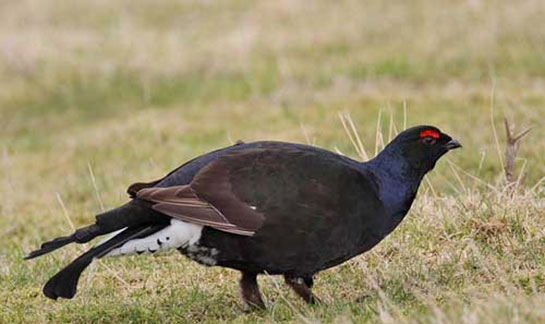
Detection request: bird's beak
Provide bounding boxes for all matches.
[444,139,462,150]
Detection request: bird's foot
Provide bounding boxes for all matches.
[239,272,266,310]
[284,275,322,306]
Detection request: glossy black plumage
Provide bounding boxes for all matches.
[26,125,461,308]
[192,145,390,275]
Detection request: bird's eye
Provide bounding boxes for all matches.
[422,136,436,144]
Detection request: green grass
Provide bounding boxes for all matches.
[1,0,545,323]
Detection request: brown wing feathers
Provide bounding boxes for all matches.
[136,185,257,236]
[133,149,276,237]
[190,150,266,232]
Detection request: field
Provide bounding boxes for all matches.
[1,0,545,323]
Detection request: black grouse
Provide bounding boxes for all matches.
[26,125,461,308]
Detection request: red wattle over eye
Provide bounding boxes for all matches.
[419,130,440,139]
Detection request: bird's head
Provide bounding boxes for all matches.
[379,125,462,178]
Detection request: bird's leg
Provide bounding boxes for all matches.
[284,275,321,304]
[239,271,265,310]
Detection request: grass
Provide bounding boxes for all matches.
[1,0,545,322]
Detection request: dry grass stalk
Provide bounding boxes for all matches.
[503,119,532,189]
[338,110,369,161]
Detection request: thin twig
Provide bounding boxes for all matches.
[55,192,75,231]
[338,111,368,160]
[424,175,438,199]
[388,108,394,143]
[346,113,368,160]
[447,160,500,194]
[88,162,105,211]
[503,118,532,188]
[375,109,383,157]
[446,159,468,193]
[530,176,545,193]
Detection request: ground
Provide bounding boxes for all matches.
[1,0,545,323]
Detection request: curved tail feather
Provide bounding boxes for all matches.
[43,224,167,300]
[25,201,170,260]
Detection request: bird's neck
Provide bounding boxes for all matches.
[363,148,424,223]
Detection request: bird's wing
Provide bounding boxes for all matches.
[136,185,256,236]
[127,180,163,198]
[136,145,382,238]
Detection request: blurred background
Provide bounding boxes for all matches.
[1,0,544,323]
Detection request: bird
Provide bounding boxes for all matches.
[25,125,461,309]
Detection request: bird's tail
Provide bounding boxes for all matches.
[24,201,171,300]
[25,201,168,260]
[24,224,103,260]
[41,224,167,300]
